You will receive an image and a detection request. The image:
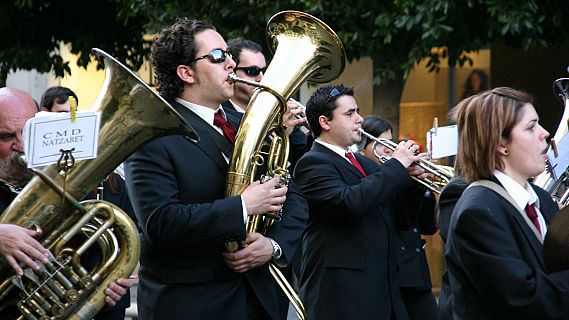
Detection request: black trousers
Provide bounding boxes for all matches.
[400,287,438,320]
[245,280,271,320]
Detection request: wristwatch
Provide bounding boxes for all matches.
[269,238,282,260]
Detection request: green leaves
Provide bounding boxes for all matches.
[1,0,568,87]
[0,0,150,83]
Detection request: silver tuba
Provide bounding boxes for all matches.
[533,78,569,204]
[225,11,346,320]
[0,48,197,319]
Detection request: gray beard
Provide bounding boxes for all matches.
[0,152,34,188]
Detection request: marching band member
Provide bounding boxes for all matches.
[0,87,130,318]
[125,18,307,320]
[441,87,569,318]
[294,84,429,319]
[357,115,438,320]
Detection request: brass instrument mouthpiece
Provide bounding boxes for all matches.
[228,73,238,84]
[16,152,27,166]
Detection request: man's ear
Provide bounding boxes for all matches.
[176,65,195,84]
[318,115,331,132]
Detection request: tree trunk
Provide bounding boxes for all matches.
[0,65,7,87]
[372,74,405,137]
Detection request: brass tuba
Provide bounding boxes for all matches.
[0,48,197,319]
[533,78,569,204]
[225,11,346,320]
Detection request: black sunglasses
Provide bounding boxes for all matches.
[325,87,342,104]
[190,49,232,64]
[234,66,267,77]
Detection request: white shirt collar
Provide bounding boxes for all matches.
[175,97,226,130]
[493,170,539,209]
[315,139,352,163]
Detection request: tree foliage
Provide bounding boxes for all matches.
[0,0,151,85]
[118,0,569,85]
[2,0,569,104]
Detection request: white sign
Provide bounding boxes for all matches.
[427,125,458,159]
[547,133,569,180]
[23,112,101,168]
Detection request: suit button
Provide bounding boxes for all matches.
[412,228,418,233]
[415,248,421,252]
[378,202,383,210]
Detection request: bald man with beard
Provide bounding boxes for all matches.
[0,87,130,315]
[0,87,47,275]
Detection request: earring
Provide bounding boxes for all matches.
[504,148,508,155]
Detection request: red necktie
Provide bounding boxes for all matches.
[345,152,367,177]
[213,111,236,143]
[525,203,541,236]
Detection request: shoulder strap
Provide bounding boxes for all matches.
[468,180,543,243]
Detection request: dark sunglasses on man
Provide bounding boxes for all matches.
[190,49,233,64]
[234,66,268,77]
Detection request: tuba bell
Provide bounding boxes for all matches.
[225,10,346,320]
[533,78,569,204]
[0,48,197,319]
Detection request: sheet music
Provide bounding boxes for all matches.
[427,125,458,159]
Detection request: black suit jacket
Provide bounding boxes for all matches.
[436,177,468,320]
[395,192,437,290]
[125,101,307,320]
[221,100,238,113]
[443,178,569,319]
[0,183,16,213]
[294,142,423,320]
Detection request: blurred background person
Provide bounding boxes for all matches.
[461,69,489,100]
[40,85,79,112]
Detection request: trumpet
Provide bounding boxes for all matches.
[288,98,311,135]
[359,128,453,193]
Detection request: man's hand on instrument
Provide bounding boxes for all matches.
[392,140,421,168]
[0,224,48,276]
[283,101,306,136]
[242,177,287,216]
[104,278,132,306]
[407,153,434,180]
[222,233,273,273]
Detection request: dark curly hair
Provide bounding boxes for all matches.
[305,84,354,138]
[151,18,216,101]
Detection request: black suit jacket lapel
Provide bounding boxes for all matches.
[479,178,546,268]
[355,153,377,176]
[311,142,364,178]
[170,101,231,171]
